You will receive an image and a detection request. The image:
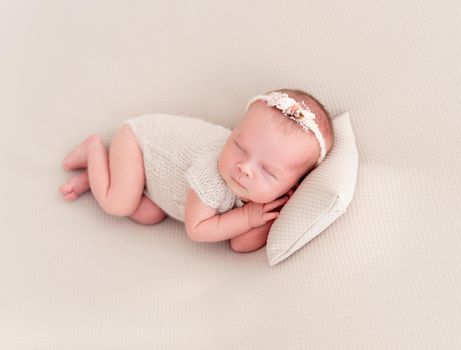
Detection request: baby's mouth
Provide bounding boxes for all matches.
[231,176,246,190]
[231,177,243,187]
[230,175,249,198]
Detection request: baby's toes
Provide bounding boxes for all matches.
[62,161,72,171]
[59,184,79,201]
[59,183,73,194]
[63,191,78,201]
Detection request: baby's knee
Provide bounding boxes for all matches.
[88,134,103,146]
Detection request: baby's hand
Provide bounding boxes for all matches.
[243,196,289,228]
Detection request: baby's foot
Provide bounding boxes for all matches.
[59,170,90,201]
[62,135,99,171]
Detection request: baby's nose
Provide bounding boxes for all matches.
[238,162,253,178]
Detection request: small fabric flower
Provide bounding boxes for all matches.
[266,92,286,106]
[276,96,296,110]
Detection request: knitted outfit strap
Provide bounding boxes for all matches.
[246,91,327,166]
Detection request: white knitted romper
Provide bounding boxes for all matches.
[120,113,245,222]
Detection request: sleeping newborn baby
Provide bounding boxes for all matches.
[59,88,334,253]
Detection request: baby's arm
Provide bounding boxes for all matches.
[229,187,295,252]
[184,189,253,242]
[184,189,287,243]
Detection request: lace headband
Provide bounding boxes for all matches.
[245,91,327,166]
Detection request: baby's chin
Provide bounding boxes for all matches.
[229,180,250,201]
[221,172,250,202]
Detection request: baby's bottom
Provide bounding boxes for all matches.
[59,126,167,224]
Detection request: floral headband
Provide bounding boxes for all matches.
[245,91,327,166]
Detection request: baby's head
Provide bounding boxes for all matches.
[218,88,334,203]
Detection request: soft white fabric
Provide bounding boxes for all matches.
[122,113,244,222]
[267,112,359,265]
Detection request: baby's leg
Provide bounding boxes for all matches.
[62,135,95,170]
[59,170,90,200]
[60,170,166,224]
[129,194,167,225]
[62,126,145,217]
[87,126,145,216]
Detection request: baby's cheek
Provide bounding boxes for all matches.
[221,158,234,174]
[218,153,230,169]
[257,183,277,202]
[219,155,236,181]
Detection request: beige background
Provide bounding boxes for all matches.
[1,0,460,348]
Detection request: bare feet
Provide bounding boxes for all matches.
[62,135,100,171]
[59,170,90,201]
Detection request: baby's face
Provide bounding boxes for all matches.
[218,101,319,203]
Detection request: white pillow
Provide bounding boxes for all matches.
[266,112,359,265]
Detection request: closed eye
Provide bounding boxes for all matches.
[234,139,277,180]
[234,140,246,154]
[263,167,277,179]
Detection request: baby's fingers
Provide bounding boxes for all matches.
[264,196,289,212]
[263,211,280,222]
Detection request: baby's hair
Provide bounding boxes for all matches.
[248,87,335,179]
